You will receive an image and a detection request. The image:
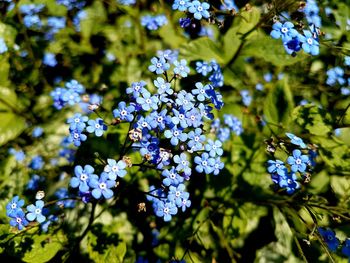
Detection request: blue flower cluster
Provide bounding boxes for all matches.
[318,227,350,259]
[56,0,86,10]
[141,15,168,31]
[6,196,48,231]
[270,22,320,56]
[267,133,314,194]
[50,79,85,110]
[210,114,243,142]
[70,161,126,200]
[66,50,226,221]
[173,0,210,20]
[326,59,350,95]
[19,4,45,29]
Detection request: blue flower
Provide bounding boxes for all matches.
[103,159,127,180]
[192,82,209,102]
[157,49,179,63]
[318,228,339,252]
[154,200,178,221]
[270,22,298,41]
[172,0,190,11]
[179,17,191,28]
[188,1,210,20]
[175,91,195,111]
[29,155,44,170]
[171,107,188,128]
[89,172,115,199]
[279,173,299,194]
[267,160,286,176]
[86,118,107,137]
[68,129,87,147]
[9,148,25,161]
[185,108,202,128]
[283,36,302,55]
[187,128,206,151]
[149,109,170,131]
[6,196,25,217]
[61,89,81,105]
[341,238,350,257]
[113,101,135,122]
[162,167,184,186]
[168,184,189,207]
[205,85,224,108]
[43,53,57,67]
[287,149,309,173]
[205,139,223,157]
[70,165,97,192]
[286,133,307,148]
[194,152,215,174]
[164,125,187,146]
[67,113,89,131]
[9,209,29,230]
[326,67,345,86]
[26,200,46,223]
[65,79,85,94]
[173,152,191,176]
[224,114,243,135]
[136,91,159,111]
[299,30,319,55]
[126,81,147,98]
[26,174,44,191]
[173,59,190,77]
[148,57,170,74]
[212,157,224,175]
[196,61,213,76]
[154,77,173,96]
[32,127,44,138]
[240,90,252,106]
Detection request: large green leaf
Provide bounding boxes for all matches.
[0,113,26,146]
[23,232,67,263]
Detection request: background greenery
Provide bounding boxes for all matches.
[1,0,350,262]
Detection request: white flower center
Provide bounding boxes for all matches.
[35,208,41,214]
[80,173,88,181]
[11,203,17,209]
[99,182,107,189]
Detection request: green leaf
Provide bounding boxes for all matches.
[23,232,67,263]
[330,176,350,198]
[292,104,332,136]
[180,38,225,64]
[0,113,26,146]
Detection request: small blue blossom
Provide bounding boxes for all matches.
[70,165,97,192]
[103,159,127,180]
[187,128,206,151]
[126,81,147,98]
[148,57,170,74]
[286,133,307,148]
[212,157,224,175]
[113,101,135,122]
[168,184,189,208]
[26,200,46,223]
[136,91,159,111]
[164,125,188,146]
[68,129,87,147]
[318,228,339,252]
[279,173,300,194]
[86,118,107,137]
[141,15,168,30]
[67,113,89,131]
[162,167,184,186]
[89,172,115,199]
[9,148,25,161]
[173,59,190,77]
[171,108,188,128]
[188,1,210,20]
[299,30,319,55]
[6,196,25,217]
[194,152,215,174]
[267,160,286,176]
[65,79,85,94]
[154,200,178,221]
[29,155,44,170]
[157,49,179,63]
[341,238,350,257]
[270,22,299,41]
[240,90,252,106]
[287,149,309,173]
[43,53,57,67]
[173,152,191,176]
[175,91,195,111]
[179,17,191,28]
[26,174,44,191]
[205,139,223,157]
[196,61,213,76]
[172,0,190,11]
[192,82,209,102]
[9,209,28,230]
